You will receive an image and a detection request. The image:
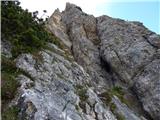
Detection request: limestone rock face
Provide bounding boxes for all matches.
[112,96,141,120]
[133,58,160,120]
[15,43,116,120]
[61,3,114,90]
[147,34,160,48]
[46,9,72,48]
[97,15,156,84]
[96,15,160,119]
[3,3,160,120]
[46,3,160,120]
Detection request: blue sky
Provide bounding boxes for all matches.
[20,0,160,34]
[96,1,160,34]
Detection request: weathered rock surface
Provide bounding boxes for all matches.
[46,9,72,48]
[112,96,141,120]
[61,3,116,90]
[96,15,160,119]
[2,2,160,120]
[15,43,116,120]
[49,3,159,119]
[133,58,160,120]
[147,34,160,49]
[1,36,12,58]
[97,15,156,84]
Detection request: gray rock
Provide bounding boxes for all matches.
[97,15,156,84]
[148,34,160,48]
[87,88,99,106]
[4,2,160,120]
[97,15,160,119]
[94,102,116,120]
[46,3,160,120]
[1,37,12,58]
[46,9,71,48]
[18,99,37,120]
[15,43,116,120]
[134,59,160,120]
[87,88,117,120]
[15,48,87,119]
[60,2,114,89]
[112,96,141,120]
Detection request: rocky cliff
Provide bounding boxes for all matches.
[2,2,160,120]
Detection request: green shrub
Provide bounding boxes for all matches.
[99,87,123,105]
[2,1,62,58]
[116,113,126,120]
[1,1,65,118]
[99,86,129,114]
[111,86,124,95]
[78,88,88,102]
[111,86,129,106]
[1,56,20,100]
[76,85,88,102]
[110,86,124,102]
[2,106,20,120]
[75,85,88,113]
[1,56,17,74]
[99,91,112,105]
[75,104,80,111]
[110,102,116,113]
[1,55,36,102]
[1,72,19,100]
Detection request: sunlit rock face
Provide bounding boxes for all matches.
[15,45,116,120]
[46,8,72,48]
[3,2,160,120]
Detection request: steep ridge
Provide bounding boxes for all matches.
[47,3,117,91]
[46,3,160,120]
[2,2,160,120]
[97,12,160,120]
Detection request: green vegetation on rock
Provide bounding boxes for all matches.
[2,106,20,120]
[1,55,34,102]
[76,85,88,102]
[75,85,88,113]
[1,1,61,119]
[1,56,20,101]
[110,102,117,113]
[99,86,128,105]
[99,86,127,120]
[1,0,62,102]
[1,1,62,58]
[116,113,126,120]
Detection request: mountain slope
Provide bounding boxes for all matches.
[1,2,160,120]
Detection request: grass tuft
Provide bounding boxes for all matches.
[2,106,20,120]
